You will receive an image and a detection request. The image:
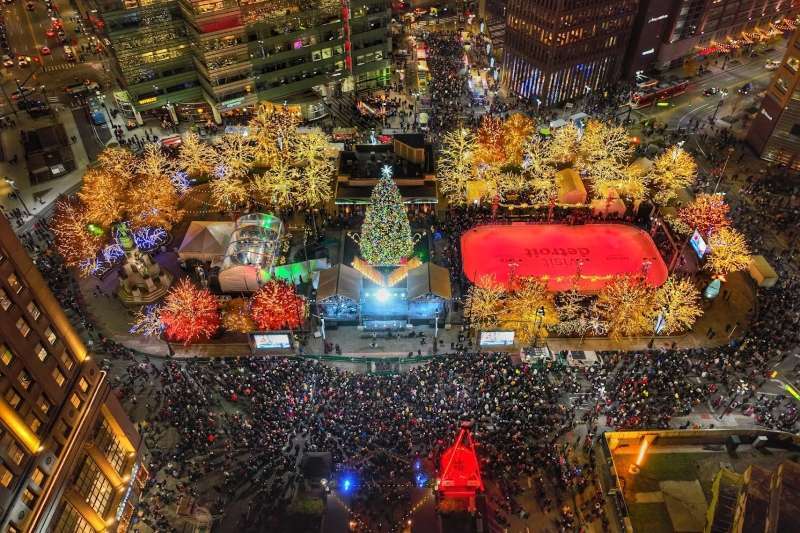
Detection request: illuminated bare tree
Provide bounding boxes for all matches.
[438,128,477,204]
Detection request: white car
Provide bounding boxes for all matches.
[2,54,13,68]
[765,60,780,70]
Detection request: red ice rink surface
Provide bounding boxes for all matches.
[461,223,669,292]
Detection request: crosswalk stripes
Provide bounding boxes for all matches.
[43,63,76,73]
[47,96,59,103]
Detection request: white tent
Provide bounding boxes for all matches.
[219,265,262,293]
[177,221,234,263]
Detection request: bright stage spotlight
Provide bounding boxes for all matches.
[376,288,390,302]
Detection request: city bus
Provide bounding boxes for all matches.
[630,80,690,109]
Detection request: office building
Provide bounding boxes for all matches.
[89,0,392,123]
[502,0,639,106]
[747,27,800,170]
[624,0,800,77]
[0,215,146,532]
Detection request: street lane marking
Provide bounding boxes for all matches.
[43,63,77,73]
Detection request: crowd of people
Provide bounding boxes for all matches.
[0,22,795,533]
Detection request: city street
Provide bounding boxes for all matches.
[1,0,111,117]
[636,45,787,129]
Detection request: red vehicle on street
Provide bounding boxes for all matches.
[630,80,689,109]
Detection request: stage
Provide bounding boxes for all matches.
[461,223,668,292]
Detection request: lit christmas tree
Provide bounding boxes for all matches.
[359,165,414,265]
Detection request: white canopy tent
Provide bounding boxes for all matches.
[177,221,234,263]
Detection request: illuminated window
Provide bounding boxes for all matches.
[31,468,45,486]
[17,369,32,390]
[21,488,36,506]
[8,442,24,465]
[60,352,74,371]
[787,56,800,72]
[45,327,57,345]
[0,462,12,487]
[53,502,95,533]
[35,344,47,362]
[16,317,31,337]
[73,456,113,516]
[96,419,126,474]
[26,301,41,320]
[4,388,21,409]
[1,344,13,366]
[78,378,89,393]
[69,394,82,410]
[26,413,41,434]
[0,288,11,310]
[36,395,50,415]
[52,368,65,387]
[7,273,22,293]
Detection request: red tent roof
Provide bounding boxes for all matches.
[438,427,484,498]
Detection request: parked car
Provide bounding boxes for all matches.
[10,86,34,100]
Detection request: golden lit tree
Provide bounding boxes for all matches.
[127,172,184,230]
[677,193,730,237]
[500,277,559,344]
[438,128,477,204]
[497,170,529,199]
[580,120,634,167]
[252,158,300,206]
[595,276,656,340]
[652,276,703,334]
[547,123,579,166]
[249,104,299,166]
[214,133,256,179]
[293,131,334,207]
[464,275,505,330]
[502,113,535,166]
[579,121,638,201]
[137,143,175,179]
[648,145,697,204]
[209,175,250,211]
[50,198,107,269]
[475,116,506,167]
[521,135,557,204]
[221,298,257,333]
[705,227,751,276]
[587,158,647,200]
[555,289,592,336]
[178,132,216,177]
[96,146,137,180]
[78,168,129,229]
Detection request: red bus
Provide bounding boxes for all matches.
[630,80,689,109]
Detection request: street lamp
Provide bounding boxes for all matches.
[532,306,546,348]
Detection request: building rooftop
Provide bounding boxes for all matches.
[336,137,436,204]
[604,430,800,533]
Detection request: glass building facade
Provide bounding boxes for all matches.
[0,215,145,533]
[502,0,639,106]
[91,0,392,122]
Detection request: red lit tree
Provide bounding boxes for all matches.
[160,279,220,344]
[250,280,306,331]
[677,193,730,237]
